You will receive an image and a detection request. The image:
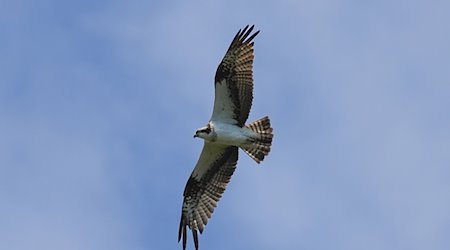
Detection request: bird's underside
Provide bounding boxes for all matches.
[178,25,273,250]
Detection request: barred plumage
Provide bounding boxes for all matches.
[242,116,273,163]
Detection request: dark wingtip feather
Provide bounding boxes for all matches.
[182,221,187,249]
[193,229,199,250]
[178,214,183,242]
[241,25,254,41]
[246,29,260,44]
[229,29,243,49]
[227,25,260,51]
[241,24,250,34]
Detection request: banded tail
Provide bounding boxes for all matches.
[242,116,273,163]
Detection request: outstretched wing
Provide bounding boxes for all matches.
[211,25,259,127]
[178,143,238,250]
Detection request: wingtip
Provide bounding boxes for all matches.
[178,219,182,242]
[193,229,199,250]
[226,25,260,51]
[241,24,259,44]
[178,216,187,249]
[183,225,187,249]
[244,24,259,33]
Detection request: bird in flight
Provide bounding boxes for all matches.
[178,25,273,250]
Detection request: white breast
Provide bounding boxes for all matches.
[211,121,251,146]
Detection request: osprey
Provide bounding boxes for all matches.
[178,25,273,250]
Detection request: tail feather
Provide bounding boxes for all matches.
[242,116,273,164]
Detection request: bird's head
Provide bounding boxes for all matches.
[194,123,215,141]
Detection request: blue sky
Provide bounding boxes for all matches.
[1,0,450,249]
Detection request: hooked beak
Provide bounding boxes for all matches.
[193,133,198,138]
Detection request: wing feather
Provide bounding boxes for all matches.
[211,25,260,126]
[178,143,239,250]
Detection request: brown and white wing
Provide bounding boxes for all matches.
[178,143,239,250]
[211,25,259,126]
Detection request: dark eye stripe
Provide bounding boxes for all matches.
[199,128,211,133]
